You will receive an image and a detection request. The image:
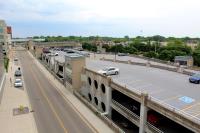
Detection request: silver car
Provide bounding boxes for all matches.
[98,67,119,76]
[14,79,23,87]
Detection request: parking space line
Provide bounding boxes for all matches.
[162,95,182,102]
[193,111,200,117]
[149,89,164,95]
[181,102,200,111]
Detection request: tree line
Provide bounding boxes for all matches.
[33,35,200,66]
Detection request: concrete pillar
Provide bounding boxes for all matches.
[139,93,148,133]
[106,76,112,117]
[177,66,184,73]
[53,56,56,72]
[146,61,151,67]
[48,58,50,66]
[63,64,66,85]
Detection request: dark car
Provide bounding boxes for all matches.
[15,70,22,77]
[189,73,200,84]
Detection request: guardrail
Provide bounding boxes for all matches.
[112,100,140,121]
[112,100,163,133]
[146,122,164,133]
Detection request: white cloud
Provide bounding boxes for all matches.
[0,0,200,37]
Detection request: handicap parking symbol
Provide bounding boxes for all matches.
[179,96,195,104]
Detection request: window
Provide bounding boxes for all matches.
[101,84,106,93]
[88,77,91,86]
[94,80,98,89]
[94,97,98,105]
[101,102,106,112]
[88,93,92,101]
[109,68,115,71]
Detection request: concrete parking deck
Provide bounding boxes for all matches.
[86,59,200,123]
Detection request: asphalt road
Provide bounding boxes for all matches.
[17,50,94,133]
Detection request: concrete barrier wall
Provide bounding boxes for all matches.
[129,54,175,66]
[182,70,194,76]
[147,98,200,132]
[84,68,112,114]
[103,58,196,76]
[74,91,125,133]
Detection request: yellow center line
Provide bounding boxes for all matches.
[29,65,68,133]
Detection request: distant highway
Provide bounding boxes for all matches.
[17,50,94,133]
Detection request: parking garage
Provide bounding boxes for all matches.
[40,47,200,132]
[85,59,200,132]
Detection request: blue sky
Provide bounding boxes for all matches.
[0,0,200,38]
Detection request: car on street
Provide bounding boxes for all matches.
[14,79,23,87]
[98,67,119,76]
[189,73,200,84]
[14,58,18,61]
[15,70,22,77]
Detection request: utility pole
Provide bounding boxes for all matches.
[114,43,117,61]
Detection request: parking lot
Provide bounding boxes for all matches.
[86,59,200,121]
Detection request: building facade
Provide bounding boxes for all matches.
[0,20,12,54]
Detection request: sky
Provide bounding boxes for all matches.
[0,0,200,38]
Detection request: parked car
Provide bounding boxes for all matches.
[14,79,23,87]
[15,70,22,77]
[189,73,200,84]
[98,67,119,76]
[14,58,18,61]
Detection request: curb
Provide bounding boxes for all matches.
[0,72,6,104]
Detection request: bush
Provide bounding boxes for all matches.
[19,105,24,112]
[4,57,9,72]
[143,51,158,58]
[193,50,200,66]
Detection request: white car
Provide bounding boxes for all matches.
[14,79,23,87]
[98,67,119,76]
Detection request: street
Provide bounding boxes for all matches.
[17,49,94,133]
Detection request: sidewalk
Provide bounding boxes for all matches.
[0,49,38,133]
[28,52,114,133]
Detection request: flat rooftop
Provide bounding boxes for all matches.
[86,59,200,122]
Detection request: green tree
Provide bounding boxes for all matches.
[193,50,200,66]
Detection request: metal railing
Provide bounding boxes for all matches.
[112,100,140,121]
[146,122,164,133]
[112,100,163,133]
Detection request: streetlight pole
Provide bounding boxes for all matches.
[114,43,116,61]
